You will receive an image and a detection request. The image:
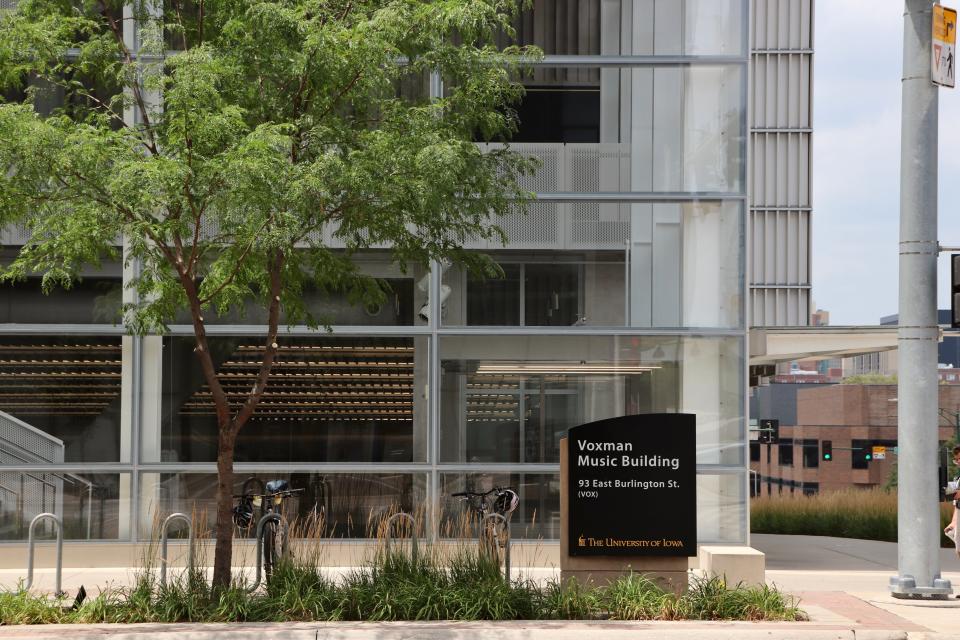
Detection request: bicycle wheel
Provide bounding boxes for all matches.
[263,520,280,583]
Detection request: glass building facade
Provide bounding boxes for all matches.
[0,0,748,547]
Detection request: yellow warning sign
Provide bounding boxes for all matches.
[935,5,957,44]
[933,5,958,87]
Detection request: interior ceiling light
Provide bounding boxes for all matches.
[475,362,661,375]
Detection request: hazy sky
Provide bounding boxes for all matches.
[813,1,960,325]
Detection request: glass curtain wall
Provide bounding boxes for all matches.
[1,0,749,546]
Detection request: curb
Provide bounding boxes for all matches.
[0,621,921,640]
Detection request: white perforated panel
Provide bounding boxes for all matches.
[0,410,64,464]
[0,224,30,245]
[568,203,629,249]
[465,143,634,251]
[497,202,559,248]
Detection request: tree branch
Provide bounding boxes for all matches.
[98,0,160,156]
[313,68,363,123]
[197,213,273,305]
[42,75,128,130]
[230,249,284,432]
[180,270,231,428]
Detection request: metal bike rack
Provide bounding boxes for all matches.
[384,512,419,562]
[26,512,63,595]
[480,513,511,580]
[246,512,289,593]
[160,512,194,587]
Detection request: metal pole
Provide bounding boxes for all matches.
[385,512,419,562]
[25,513,63,596]
[891,0,952,599]
[246,513,288,593]
[160,513,194,587]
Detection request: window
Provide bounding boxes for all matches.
[0,336,123,463]
[440,335,744,466]
[749,441,760,462]
[140,472,425,539]
[0,250,122,324]
[151,335,427,463]
[491,0,745,57]
[802,438,819,468]
[465,264,521,326]
[447,252,625,328]
[0,472,127,540]
[778,438,794,467]
[802,482,819,496]
[512,88,600,143]
[442,473,559,540]
[175,252,423,327]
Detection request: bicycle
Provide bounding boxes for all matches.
[232,478,304,582]
[450,487,518,567]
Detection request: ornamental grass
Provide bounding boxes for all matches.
[751,488,955,545]
[0,509,806,624]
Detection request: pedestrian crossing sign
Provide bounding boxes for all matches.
[933,4,957,87]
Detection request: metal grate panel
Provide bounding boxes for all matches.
[568,203,628,249]
[496,202,559,248]
[0,410,64,464]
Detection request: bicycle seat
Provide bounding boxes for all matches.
[265,480,290,493]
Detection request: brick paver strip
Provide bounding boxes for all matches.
[794,591,929,631]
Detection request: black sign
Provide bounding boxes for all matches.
[568,414,696,557]
[758,418,779,444]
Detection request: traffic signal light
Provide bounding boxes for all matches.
[953,254,960,328]
[864,450,873,462]
[759,418,780,444]
[822,440,833,461]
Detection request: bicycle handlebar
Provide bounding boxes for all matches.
[451,487,513,498]
[233,488,305,499]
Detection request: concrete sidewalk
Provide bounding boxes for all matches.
[753,534,960,638]
[0,620,940,640]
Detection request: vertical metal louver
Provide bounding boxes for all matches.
[749,0,813,326]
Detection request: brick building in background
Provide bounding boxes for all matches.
[751,384,960,496]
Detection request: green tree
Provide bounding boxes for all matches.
[0,0,537,588]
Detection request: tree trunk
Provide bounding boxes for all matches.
[211,425,236,590]
[183,250,284,591]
